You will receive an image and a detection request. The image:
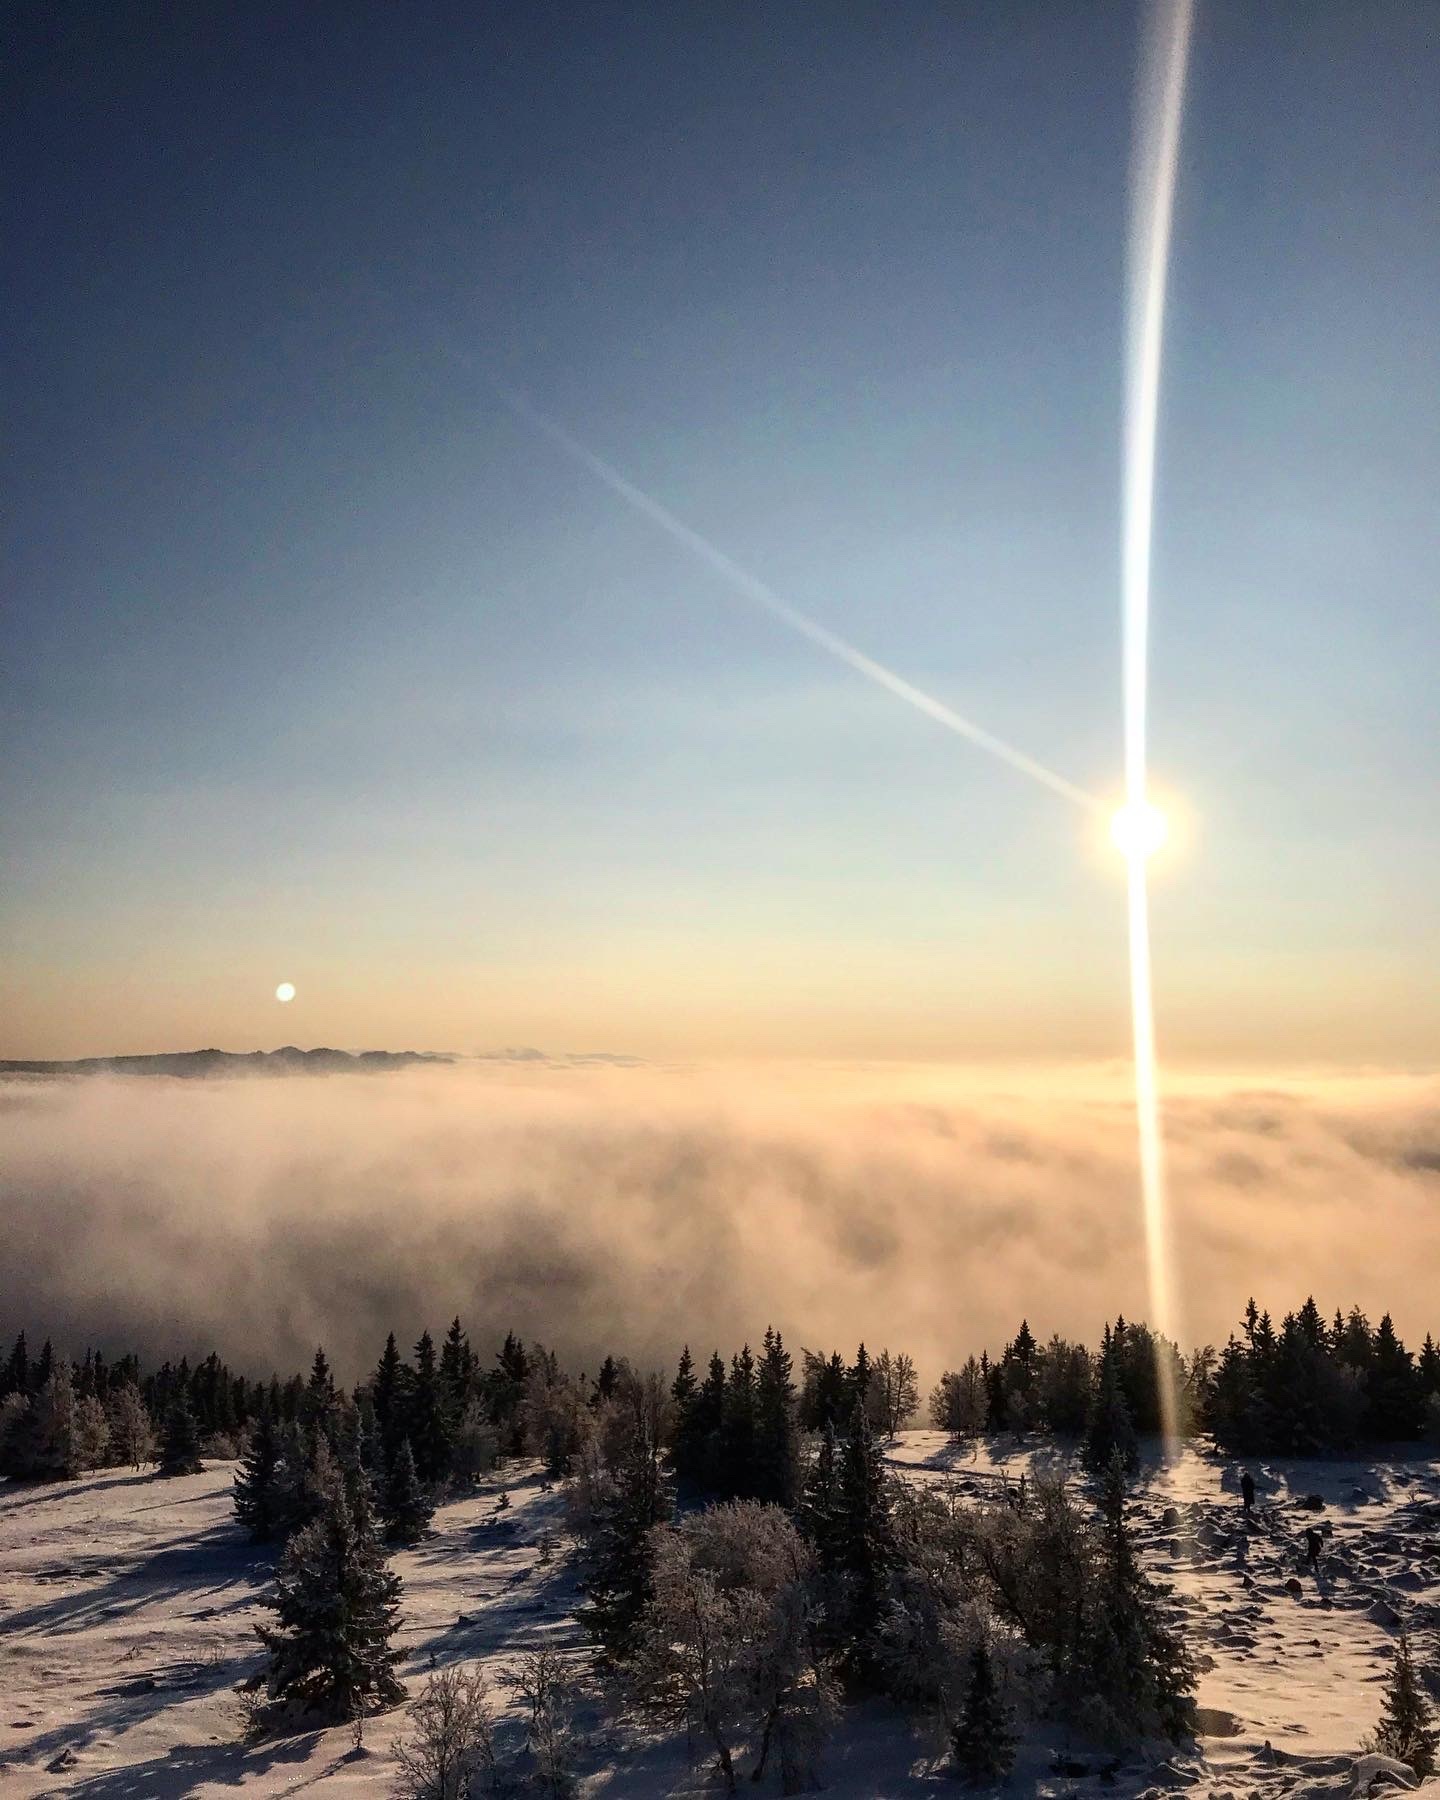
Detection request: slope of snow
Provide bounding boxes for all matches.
[2,1438,1438,1796]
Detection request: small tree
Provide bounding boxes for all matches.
[255,1480,405,1721]
[838,1400,896,1660]
[1372,1630,1438,1778]
[501,1649,579,1799]
[382,1438,435,1547]
[635,1501,826,1794]
[158,1399,203,1477]
[950,1637,1015,1784]
[107,1383,155,1469]
[234,1411,283,1542]
[1084,1333,1138,1477]
[871,1349,920,1439]
[578,1369,673,1660]
[394,1662,498,1799]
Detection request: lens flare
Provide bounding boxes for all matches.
[1110,799,1169,861]
[1123,0,1194,1451]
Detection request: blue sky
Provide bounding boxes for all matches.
[3,2,1436,1059]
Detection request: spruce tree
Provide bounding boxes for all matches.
[690,1350,727,1494]
[1081,1454,1195,1743]
[407,1330,453,1483]
[1,1331,28,1400]
[838,1399,894,1658]
[668,1346,704,1486]
[848,1343,873,1418]
[439,1316,475,1429]
[1418,1334,1440,1398]
[256,1479,405,1721]
[372,1332,407,1467]
[301,1347,338,1436]
[1365,1315,1424,1442]
[1084,1331,1138,1476]
[381,1438,434,1546]
[754,1327,801,1508]
[802,1350,849,1432]
[580,1372,673,1660]
[234,1410,283,1541]
[1373,1630,1438,1778]
[797,1421,846,1593]
[718,1345,757,1500]
[950,1638,1015,1784]
[158,1399,203,1477]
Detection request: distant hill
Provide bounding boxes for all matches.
[0,1047,452,1079]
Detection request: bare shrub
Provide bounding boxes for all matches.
[393,1663,498,1799]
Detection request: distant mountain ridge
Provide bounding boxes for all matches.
[0,1047,452,1079]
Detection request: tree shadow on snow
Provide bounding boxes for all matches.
[60,1730,320,1799]
[1,1524,273,1637]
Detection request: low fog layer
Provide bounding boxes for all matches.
[2,1062,1437,1383]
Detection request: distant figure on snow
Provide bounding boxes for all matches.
[1305,1526,1323,1572]
[1241,1470,1256,1515]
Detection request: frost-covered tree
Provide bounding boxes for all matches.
[234,1410,284,1542]
[521,1347,588,1478]
[158,1398,203,1477]
[393,1663,497,1800]
[636,1502,827,1794]
[1077,1455,1195,1745]
[578,1368,673,1660]
[256,1479,405,1721]
[107,1383,155,1469]
[870,1349,919,1440]
[838,1400,896,1658]
[1372,1630,1437,1778]
[2,1364,86,1479]
[797,1422,845,1584]
[449,1398,498,1485]
[929,1358,988,1447]
[1084,1329,1138,1477]
[382,1438,434,1547]
[500,1648,580,1799]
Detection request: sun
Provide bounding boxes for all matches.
[275,981,296,1004]
[1109,799,1169,862]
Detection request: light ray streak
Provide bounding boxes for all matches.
[1123,0,1194,1448]
[491,382,1099,812]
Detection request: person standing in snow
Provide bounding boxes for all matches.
[1305,1526,1323,1572]
[1241,1470,1256,1516]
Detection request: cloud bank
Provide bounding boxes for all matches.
[1,1062,1437,1383]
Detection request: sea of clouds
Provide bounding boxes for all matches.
[1,1060,1437,1383]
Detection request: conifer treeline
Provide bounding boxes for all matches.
[3,1295,1437,1491]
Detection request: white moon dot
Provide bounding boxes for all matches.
[275,982,296,1003]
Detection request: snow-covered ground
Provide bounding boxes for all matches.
[2,1437,1438,1796]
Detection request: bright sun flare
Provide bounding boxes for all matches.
[275,982,296,1004]
[1110,799,1169,861]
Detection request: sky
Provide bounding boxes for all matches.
[3,1,1437,1064]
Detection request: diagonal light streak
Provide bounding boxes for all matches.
[489,381,1100,812]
